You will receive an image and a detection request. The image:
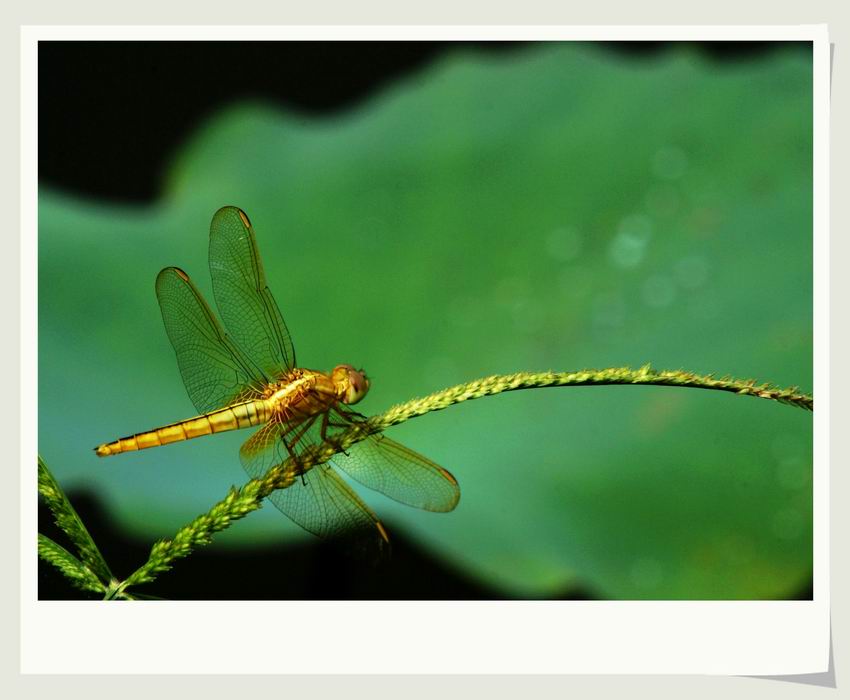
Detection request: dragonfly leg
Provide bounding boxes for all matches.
[320,411,350,456]
[324,404,351,430]
[335,405,367,422]
[281,415,319,484]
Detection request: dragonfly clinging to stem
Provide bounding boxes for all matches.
[95,206,460,555]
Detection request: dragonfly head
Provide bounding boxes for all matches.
[332,364,370,405]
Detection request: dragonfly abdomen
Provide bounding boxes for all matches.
[94,399,272,457]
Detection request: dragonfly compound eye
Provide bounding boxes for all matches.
[345,368,370,405]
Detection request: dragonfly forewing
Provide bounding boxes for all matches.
[209,206,296,380]
[155,266,264,413]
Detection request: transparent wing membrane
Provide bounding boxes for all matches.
[240,412,325,479]
[331,429,460,512]
[267,465,389,558]
[208,206,296,378]
[240,415,389,557]
[240,419,290,478]
[155,266,263,413]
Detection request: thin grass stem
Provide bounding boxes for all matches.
[120,365,812,591]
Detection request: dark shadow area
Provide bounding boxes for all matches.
[39,41,811,203]
[39,490,812,602]
[38,490,598,600]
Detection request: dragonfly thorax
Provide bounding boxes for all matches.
[263,366,369,417]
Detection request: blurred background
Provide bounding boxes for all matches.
[38,41,813,600]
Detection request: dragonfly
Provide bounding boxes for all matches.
[95,206,460,555]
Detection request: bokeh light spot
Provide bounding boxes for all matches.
[608,214,653,268]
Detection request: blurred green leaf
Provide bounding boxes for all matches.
[39,43,812,598]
